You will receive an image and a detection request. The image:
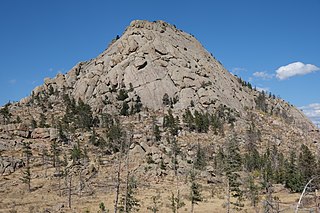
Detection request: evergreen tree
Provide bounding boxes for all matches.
[162,93,170,106]
[117,89,129,101]
[245,174,260,208]
[153,125,161,142]
[76,99,93,129]
[261,147,273,190]
[39,113,47,128]
[255,91,268,112]
[225,135,243,208]
[119,175,140,213]
[99,202,107,213]
[21,165,31,192]
[170,137,181,176]
[298,144,316,184]
[147,191,161,213]
[106,120,125,153]
[169,191,185,213]
[194,143,206,170]
[134,96,143,114]
[70,141,82,164]
[0,103,12,124]
[214,146,225,175]
[120,101,130,116]
[163,109,179,136]
[51,140,60,168]
[189,170,202,213]
[182,109,194,132]
[21,142,32,192]
[284,150,303,192]
[194,110,209,133]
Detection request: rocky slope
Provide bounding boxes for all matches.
[15,20,314,130]
[0,20,320,212]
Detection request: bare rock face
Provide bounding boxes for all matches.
[9,19,317,134]
[0,157,24,176]
[29,20,252,113]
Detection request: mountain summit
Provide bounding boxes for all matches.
[18,20,313,131]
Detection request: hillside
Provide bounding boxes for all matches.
[0,20,320,213]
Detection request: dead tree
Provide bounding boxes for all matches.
[68,173,72,208]
[295,177,316,213]
[124,128,133,213]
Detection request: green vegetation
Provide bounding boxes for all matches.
[0,103,12,124]
[21,142,32,192]
[119,176,140,213]
[189,170,202,213]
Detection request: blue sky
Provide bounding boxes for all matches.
[0,0,319,124]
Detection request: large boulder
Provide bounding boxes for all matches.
[31,128,51,139]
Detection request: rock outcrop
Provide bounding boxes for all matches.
[7,20,311,134]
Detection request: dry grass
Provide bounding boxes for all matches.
[0,164,308,213]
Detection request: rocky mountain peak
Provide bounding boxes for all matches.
[0,20,307,137]
[25,20,246,114]
[17,20,313,133]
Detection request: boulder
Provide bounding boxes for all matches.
[31,128,50,139]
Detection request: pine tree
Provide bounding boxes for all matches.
[194,143,206,170]
[120,101,130,116]
[39,113,47,128]
[76,99,93,129]
[162,93,170,106]
[225,135,243,209]
[244,123,261,172]
[182,109,194,132]
[21,142,32,192]
[119,175,140,213]
[194,111,209,133]
[245,174,260,208]
[298,144,316,184]
[0,103,12,124]
[189,170,202,213]
[70,141,82,164]
[169,191,185,213]
[99,202,107,213]
[170,137,181,176]
[106,120,125,153]
[134,96,143,113]
[285,150,303,192]
[153,125,161,142]
[51,140,60,168]
[163,109,178,136]
[147,191,161,213]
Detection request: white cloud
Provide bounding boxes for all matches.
[231,67,247,74]
[299,103,320,126]
[276,62,320,80]
[256,87,269,92]
[253,71,274,80]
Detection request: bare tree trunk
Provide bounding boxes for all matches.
[45,156,47,178]
[114,156,121,213]
[176,176,180,213]
[59,176,62,197]
[79,169,82,197]
[124,137,131,213]
[226,179,230,213]
[316,190,319,213]
[191,204,194,213]
[68,174,72,209]
[295,177,315,213]
[114,140,123,213]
